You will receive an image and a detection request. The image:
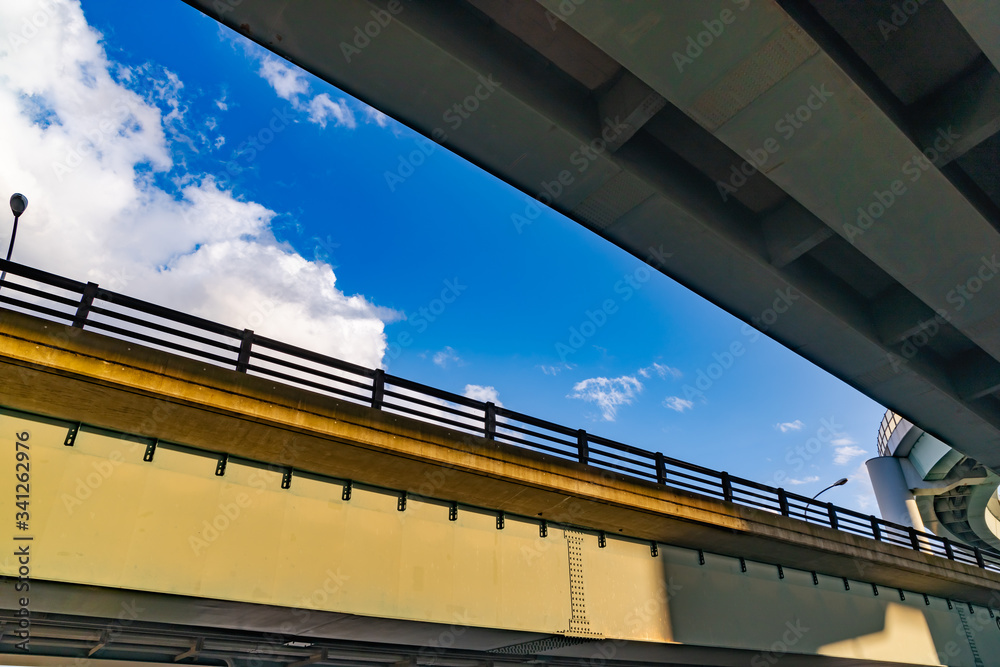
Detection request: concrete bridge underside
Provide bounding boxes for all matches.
[2,313,1000,665]
[180,0,1000,472]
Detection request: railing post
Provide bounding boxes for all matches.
[371,369,385,410]
[909,527,921,552]
[485,401,497,440]
[944,538,955,560]
[721,472,733,502]
[870,517,882,541]
[72,282,100,329]
[827,502,838,530]
[577,429,588,465]
[975,546,986,568]
[235,329,254,373]
[778,488,789,516]
[654,452,666,484]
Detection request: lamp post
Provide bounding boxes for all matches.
[1,193,28,286]
[804,477,848,523]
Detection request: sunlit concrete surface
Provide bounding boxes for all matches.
[180,0,1000,473]
[2,311,1000,664]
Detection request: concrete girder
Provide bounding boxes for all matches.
[179,0,1000,470]
[909,59,1000,167]
[537,0,1000,461]
[943,0,1000,77]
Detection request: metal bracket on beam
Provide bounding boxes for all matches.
[777,565,784,580]
[924,594,930,606]
[448,502,458,521]
[215,454,228,477]
[143,439,157,462]
[397,492,407,512]
[899,589,905,601]
[811,571,818,585]
[174,638,203,662]
[843,578,850,591]
[88,630,110,657]
[64,423,81,447]
[698,550,705,565]
[496,512,505,530]
[739,557,746,573]
[947,599,953,610]
[650,542,658,558]
[539,521,547,538]
[597,531,606,548]
[342,481,352,501]
[281,469,292,489]
[872,583,879,596]
[969,602,975,614]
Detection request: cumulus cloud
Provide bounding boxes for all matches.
[834,445,867,465]
[307,93,356,129]
[775,420,805,433]
[638,362,682,380]
[258,57,309,101]
[463,384,501,406]
[569,376,642,421]
[433,346,462,369]
[662,396,693,412]
[0,0,394,368]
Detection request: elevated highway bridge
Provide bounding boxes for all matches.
[179,0,1000,474]
[0,262,999,665]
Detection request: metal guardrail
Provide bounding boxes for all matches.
[1,258,998,574]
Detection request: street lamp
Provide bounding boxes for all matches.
[1,193,28,286]
[804,477,848,523]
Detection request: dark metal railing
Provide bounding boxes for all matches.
[1,259,997,573]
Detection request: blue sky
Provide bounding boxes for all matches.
[0,0,886,511]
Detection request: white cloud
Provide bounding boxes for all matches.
[638,362,682,380]
[363,106,389,127]
[307,93,356,129]
[775,420,805,433]
[433,346,461,369]
[463,384,501,406]
[0,0,394,369]
[250,49,379,131]
[831,437,857,447]
[569,376,642,421]
[662,396,693,412]
[538,363,573,376]
[258,56,309,101]
[834,445,867,465]
[787,476,820,485]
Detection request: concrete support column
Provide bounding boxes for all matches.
[866,457,926,531]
